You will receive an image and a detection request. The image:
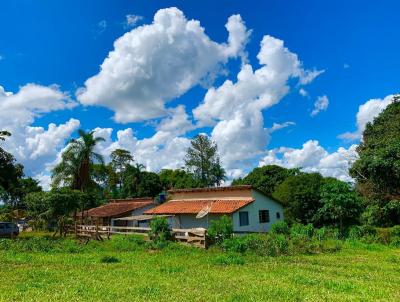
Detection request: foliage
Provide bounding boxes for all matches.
[212,253,245,265]
[122,166,162,198]
[100,256,120,263]
[0,143,24,206]
[149,217,172,244]
[313,180,362,229]
[207,215,233,244]
[184,134,225,187]
[273,173,324,224]
[232,165,300,196]
[159,169,200,190]
[110,148,134,189]
[270,220,290,235]
[350,96,400,226]
[52,129,105,191]
[0,130,11,141]
[25,188,94,232]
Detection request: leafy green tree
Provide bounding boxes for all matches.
[185,134,225,187]
[110,149,133,189]
[232,165,301,196]
[52,130,105,191]
[273,173,324,224]
[350,96,400,226]
[25,188,94,233]
[159,169,200,190]
[0,130,11,141]
[121,165,162,198]
[313,180,362,230]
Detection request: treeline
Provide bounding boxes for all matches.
[0,132,226,228]
[234,96,400,228]
[1,96,399,231]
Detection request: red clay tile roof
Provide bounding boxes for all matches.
[144,198,254,215]
[81,198,154,218]
[168,185,252,194]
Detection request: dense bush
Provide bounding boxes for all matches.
[290,223,314,239]
[270,221,289,235]
[207,215,233,245]
[149,217,172,245]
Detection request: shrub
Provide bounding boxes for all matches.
[389,225,400,238]
[222,236,249,253]
[270,221,289,235]
[100,256,120,263]
[149,217,172,243]
[290,223,314,239]
[207,215,233,245]
[376,228,391,244]
[212,253,245,266]
[347,225,376,242]
[266,234,289,256]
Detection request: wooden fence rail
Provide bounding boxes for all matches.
[74,224,207,248]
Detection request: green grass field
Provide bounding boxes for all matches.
[0,234,399,302]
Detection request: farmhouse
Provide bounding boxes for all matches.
[77,198,156,226]
[145,185,284,233]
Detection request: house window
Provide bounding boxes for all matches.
[239,211,249,226]
[276,212,281,219]
[259,210,270,223]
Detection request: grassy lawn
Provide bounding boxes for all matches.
[0,234,399,302]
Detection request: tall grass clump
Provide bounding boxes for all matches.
[207,215,233,245]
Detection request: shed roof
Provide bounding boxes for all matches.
[168,185,252,194]
[80,198,154,218]
[144,198,254,215]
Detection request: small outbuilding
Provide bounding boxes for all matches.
[77,198,156,226]
[145,185,284,233]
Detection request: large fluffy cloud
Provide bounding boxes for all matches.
[193,35,323,176]
[78,7,250,123]
[338,94,394,140]
[259,140,358,182]
[0,84,79,182]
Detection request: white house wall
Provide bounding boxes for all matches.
[231,190,284,233]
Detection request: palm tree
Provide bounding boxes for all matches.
[0,130,11,141]
[52,130,105,191]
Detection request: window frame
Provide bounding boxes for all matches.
[258,210,270,223]
[239,211,249,226]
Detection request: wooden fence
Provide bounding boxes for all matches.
[74,224,207,249]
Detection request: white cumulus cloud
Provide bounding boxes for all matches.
[338,94,395,141]
[193,35,322,177]
[259,140,358,182]
[78,7,250,123]
[0,84,79,185]
[311,95,329,117]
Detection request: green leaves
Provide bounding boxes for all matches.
[184,134,225,187]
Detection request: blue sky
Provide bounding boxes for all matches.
[0,0,399,187]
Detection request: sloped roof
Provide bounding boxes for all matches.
[168,185,252,194]
[144,198,254,215]
[81,198,154,218]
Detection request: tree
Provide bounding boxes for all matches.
[0,130,11,141]
[110,149,133,190]
[52,130,105,191]
[25,188,94,234]
[313,180,362,230]
[232,165,301,196]
[273,173,324,224]
[121,165,162,198]
[350,96,400,226]
[159,169,200,190]
[184,134,225,187]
